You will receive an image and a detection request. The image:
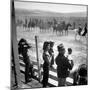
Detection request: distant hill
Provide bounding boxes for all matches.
[62,12,87,17]
[15,9,87,17]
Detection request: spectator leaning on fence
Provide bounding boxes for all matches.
[42,41,52,87]
[18,38,33,84]
[55,44,73,86]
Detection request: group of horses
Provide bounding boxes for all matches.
[17,18,72,35]
[17,18,88,41]
[52,22,72,35]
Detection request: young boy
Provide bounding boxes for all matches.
[67,48,74,68]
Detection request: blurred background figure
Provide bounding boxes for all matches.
[73,64,87,85]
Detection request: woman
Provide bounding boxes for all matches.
[42,41,51,87]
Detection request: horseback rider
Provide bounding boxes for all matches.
[78,24,82,35]
[82,23,87,36]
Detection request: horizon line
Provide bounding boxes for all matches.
[15,8,87,14]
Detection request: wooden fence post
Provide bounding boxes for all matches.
[35,36,41,82]
[11,0,22,88]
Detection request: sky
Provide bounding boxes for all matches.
[15,0,87,13]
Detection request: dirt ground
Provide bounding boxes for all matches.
[17,26,88,73]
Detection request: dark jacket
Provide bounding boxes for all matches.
[55,53,72,78]
[82,26,87,36]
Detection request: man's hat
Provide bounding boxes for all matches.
[57,43,65,51]
[18,38,32,48]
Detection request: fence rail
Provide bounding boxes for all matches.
[19,55,74,87]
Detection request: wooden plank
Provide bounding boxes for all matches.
[11,0,22,87]
[19,58,74,86]
[19,58,56,72]
[20,65,73,84]
[35,36,41,81]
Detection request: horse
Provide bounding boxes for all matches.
[52,23,63,35]
[57,24,64,35]
[64,23,72,35]
[53,22,72,36]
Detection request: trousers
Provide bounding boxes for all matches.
[42,65,49,87]
[58,78,66,86]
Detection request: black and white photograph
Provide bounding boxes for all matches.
[11,0,88,89]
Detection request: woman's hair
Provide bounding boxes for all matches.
[49,41,54,48]
[43,41,50,51]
